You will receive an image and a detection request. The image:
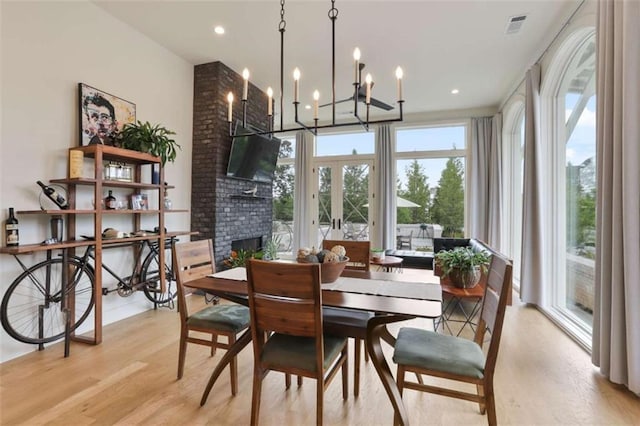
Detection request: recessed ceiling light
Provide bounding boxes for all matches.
[305,104,311,110]
[214,26,225,35]
[451,89,459,94]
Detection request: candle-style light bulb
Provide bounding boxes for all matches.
[313,90,320,120]
[293,68,301,103]
[227,92,234,122]
[242,68,250,100]
[267,87,273,116]
[365,73,372,105]
[395,66,403,101]
[353,47,361,84]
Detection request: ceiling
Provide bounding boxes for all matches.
[93,0,581,126]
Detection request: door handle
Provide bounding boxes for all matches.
[332,218,336,229]
[338,219,341,230]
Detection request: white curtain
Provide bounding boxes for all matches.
[520,64,545,306]
[374,124,396,250]
[293,131,311,252]
[469,114,502,248]
[592,0,640,395]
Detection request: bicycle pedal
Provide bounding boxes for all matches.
[101,287,109,296]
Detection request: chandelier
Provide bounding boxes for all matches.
[226,0,404,137]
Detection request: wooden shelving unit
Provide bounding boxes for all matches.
[1,145,193,345]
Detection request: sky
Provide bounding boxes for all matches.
[565,94,596,166]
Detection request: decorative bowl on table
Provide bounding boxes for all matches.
[297,257,349,283]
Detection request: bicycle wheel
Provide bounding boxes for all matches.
[141,245,177,306]
[1,257,95,345]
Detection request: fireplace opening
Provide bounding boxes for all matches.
[231,236,263,253]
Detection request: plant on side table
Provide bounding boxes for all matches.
[370,248,385,261]
[435,246,490,288]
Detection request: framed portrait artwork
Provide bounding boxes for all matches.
[79,83,136,146]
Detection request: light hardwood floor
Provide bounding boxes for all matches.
[1,288,638,425]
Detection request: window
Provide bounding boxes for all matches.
[395,126,467,250]
[272,137,295,257]
[315,131,374,156]
[313,131,373,246]
[502,100,525,288]
[561,36,596,330]
[541,29,596,347]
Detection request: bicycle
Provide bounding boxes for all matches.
[1,238,177,346]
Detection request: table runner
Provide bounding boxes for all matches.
[322,277,441,301]
[211,267,247,281]
[210,267,441,302]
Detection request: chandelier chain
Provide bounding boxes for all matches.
[279,0,286,31]
[328,0,338,19]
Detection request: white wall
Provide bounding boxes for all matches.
[0,1,193,362]
[500,0,597,113]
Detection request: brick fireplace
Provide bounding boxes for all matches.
[191,61,273,269]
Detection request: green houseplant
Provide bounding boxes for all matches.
[262,235,281,261]
[118,120,181,166]
[435,246,490,288]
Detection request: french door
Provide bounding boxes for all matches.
[314,160,372,248]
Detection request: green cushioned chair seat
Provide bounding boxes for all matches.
[261,333,347,373]
[393,327,485,379]
[187,304,250,332]
[322,307,374,336]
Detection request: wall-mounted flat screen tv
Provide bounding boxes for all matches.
[226,123,282,183]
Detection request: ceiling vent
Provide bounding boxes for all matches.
[505,15,527,34]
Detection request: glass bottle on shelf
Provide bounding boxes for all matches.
[164,188,172,210]
[105,190,117,210]
[37,180,69,209]
[4,207,19,246]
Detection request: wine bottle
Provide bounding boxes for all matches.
[105,190,117,210]
[37,181,69,209]
[5,207,19,246]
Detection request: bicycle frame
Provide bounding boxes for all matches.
[74,239,168,296]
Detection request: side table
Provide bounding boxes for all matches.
[370,255,404,272]
[435,283,484,336]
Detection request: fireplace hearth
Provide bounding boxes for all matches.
[232,236,263,253]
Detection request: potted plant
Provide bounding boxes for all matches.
[262,235,281,261]
[370,248,385,261]
[223,249,253,269]
[118,120,181,166]
[435,246,490,288]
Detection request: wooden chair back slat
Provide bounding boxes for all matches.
[254,296,317,337]
[178,264,214,283]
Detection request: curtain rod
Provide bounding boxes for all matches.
[501,0,587,107]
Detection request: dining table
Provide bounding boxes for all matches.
[183,266,442,426]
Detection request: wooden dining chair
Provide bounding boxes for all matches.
[321,239,372,397]
[392,253,513,426]
[322,239,371,271]
[173,239,250,395]
[246,259,348,425]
